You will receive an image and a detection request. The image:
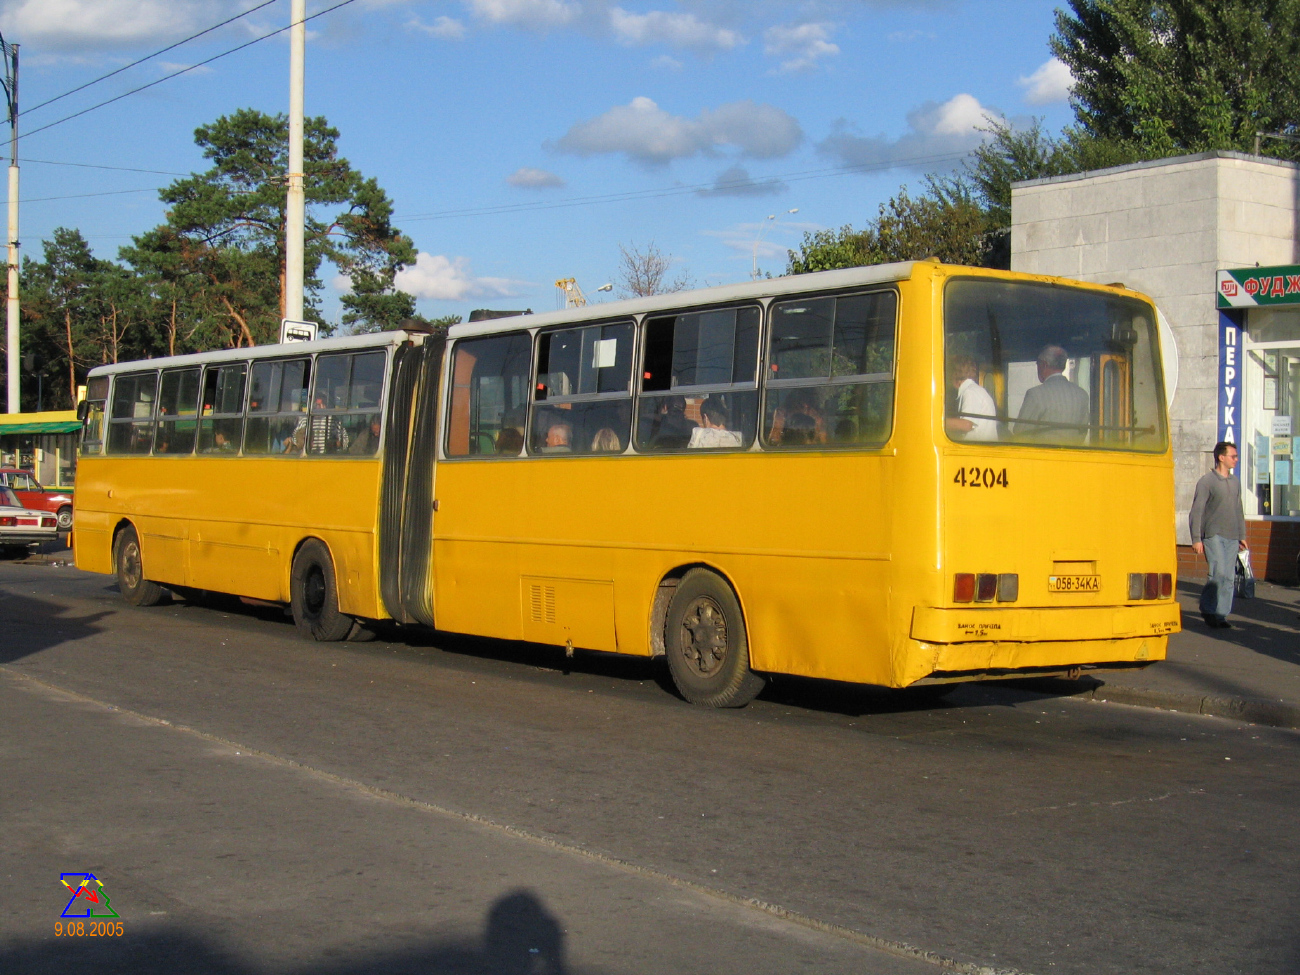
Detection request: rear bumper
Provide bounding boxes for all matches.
[899,604,1180,686]
[911,603,1180,643]
[0,531,57,545]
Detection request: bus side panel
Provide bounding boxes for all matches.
[69,457,114,575]
[74,455,385,616]
[431,450,897,682]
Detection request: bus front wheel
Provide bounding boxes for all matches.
[664,569,764,708]
[290,540,354,642]
[114,525,164,607]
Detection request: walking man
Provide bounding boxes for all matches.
[1189,442,1247,628]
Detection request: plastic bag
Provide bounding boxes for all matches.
[1235,548,1256,599]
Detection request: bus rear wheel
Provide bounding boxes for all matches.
[114,525,164,607]
[290,539,354,642]
[664,569,764,708]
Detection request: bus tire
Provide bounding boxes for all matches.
[114,525,164,607]
[290,540,354,642]
[664,569,764,708]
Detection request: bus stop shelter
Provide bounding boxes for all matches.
[0,411,81,488]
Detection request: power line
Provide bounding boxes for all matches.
[20,156,188,176]
[22,187,158,204]
[22,0,361,141]
[396,150,971,223]
[21,0,279,118]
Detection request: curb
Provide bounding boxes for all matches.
[989,677,1300,731]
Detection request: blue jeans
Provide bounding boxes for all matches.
[1199,534,1239,619]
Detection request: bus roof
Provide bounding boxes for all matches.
[448,262,922,339]
[85,329,423,378]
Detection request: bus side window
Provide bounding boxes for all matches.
[155,368,201,455]
[531,321,634,455]
[80,376,110,455]
[106,372,158,455]
[446,334,532,457]
[198,363,247,454]
[635,305,760,451]
[307,352,386,456]
[764,291,896,448]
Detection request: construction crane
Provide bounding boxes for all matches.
[555,278,612,309]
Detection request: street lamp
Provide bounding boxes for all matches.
[752,208,798,280]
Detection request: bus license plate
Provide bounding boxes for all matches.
[1048,575,1100,593]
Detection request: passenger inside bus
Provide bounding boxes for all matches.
[496,427,524,455]
[540,421,573,453]
[945,354,999,442]
[646,396,696,448]
[590,427,622,452]
[1013,344,1089,443]
[767,387,828,445]
[688,399,743,449]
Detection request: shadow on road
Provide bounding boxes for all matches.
[3,888,580,975]
[0,589,111,665]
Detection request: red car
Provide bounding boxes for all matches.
[0,468,74,530]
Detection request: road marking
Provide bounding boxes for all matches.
[3,665,1028,975]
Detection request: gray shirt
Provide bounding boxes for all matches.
[1189,469,1247,542]
[1014,373,1090,442]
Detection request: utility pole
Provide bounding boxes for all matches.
[284,0,306,325]
[0,36,17,413]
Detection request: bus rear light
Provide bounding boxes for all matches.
[997,573,1019,602]
[953,573,975,602]
[1128,573,1143,600]
[975,573,998,602]
[1160,573,1173,598]
[1143,572,1160,600]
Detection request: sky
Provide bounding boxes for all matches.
[0,0,1078,326]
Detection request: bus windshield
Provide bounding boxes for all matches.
[944,278,1167,451]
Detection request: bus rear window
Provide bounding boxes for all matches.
[944,279,1167,451]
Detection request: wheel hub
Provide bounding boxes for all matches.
[679,596,728,678]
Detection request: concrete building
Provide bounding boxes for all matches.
[1012,150,1300,582]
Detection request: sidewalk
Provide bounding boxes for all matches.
[1011,580,1300,730]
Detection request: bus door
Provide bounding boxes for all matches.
[377,335,444,626]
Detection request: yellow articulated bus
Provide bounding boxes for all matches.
[75,261,1180,707]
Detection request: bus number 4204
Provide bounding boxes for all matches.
[953,466,1009,489]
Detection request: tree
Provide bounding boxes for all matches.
[615,241,692,298]
[787,178,995,275]
[127,108,416,345]
[1053,0,1300,159]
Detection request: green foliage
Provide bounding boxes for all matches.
[1052,0,1300,158]
[128,108,417,342]
[8,110,418,406]
[787,178,996,275]
[13,229,162,409]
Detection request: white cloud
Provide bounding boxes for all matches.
[158,61,214,75]
[763,22,838,74]
[695,164,785,198]
[818,93,1000,173]
[1019,57,1073,105]
[507,166,566,188]
[394,252,527,301]
[609,8,742,51]
[409,15,467,40]
[0,0,211,51]
[468,0,578,28]
[703,217,814,262]
[650,54,683,71]
[554,96,802,165]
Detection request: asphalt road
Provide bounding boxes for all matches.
[1,560,1297,975]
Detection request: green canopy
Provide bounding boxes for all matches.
[0,420,81,435]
